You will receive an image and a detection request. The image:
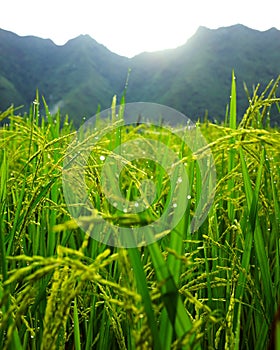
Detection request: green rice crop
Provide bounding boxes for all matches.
[0,75,280,349]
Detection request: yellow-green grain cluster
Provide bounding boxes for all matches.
[0,77,280,349]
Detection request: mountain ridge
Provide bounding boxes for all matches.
[0,24,280,124]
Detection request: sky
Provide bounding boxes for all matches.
[1,0,279,57]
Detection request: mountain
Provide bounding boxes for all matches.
[127,25,280,124]
[1,24,280,125]
[0,29,129,120]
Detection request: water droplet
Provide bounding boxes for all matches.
[177,177,183,183]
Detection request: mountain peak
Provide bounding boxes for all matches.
[72,34,95,42]
[64,33,98,46]
[195,23,274,35]
[0,25,280,125]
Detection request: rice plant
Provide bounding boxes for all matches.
[0,75,280,349]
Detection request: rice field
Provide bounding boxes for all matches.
[0,75,280,349]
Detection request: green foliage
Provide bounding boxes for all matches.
[0,76,280,349]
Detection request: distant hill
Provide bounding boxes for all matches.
[1,24,280,125]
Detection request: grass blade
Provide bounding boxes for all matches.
[147,237,199,349]
[128,247,162,350]
[73,297,81,350]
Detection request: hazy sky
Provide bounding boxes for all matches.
[1,0,279,57]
